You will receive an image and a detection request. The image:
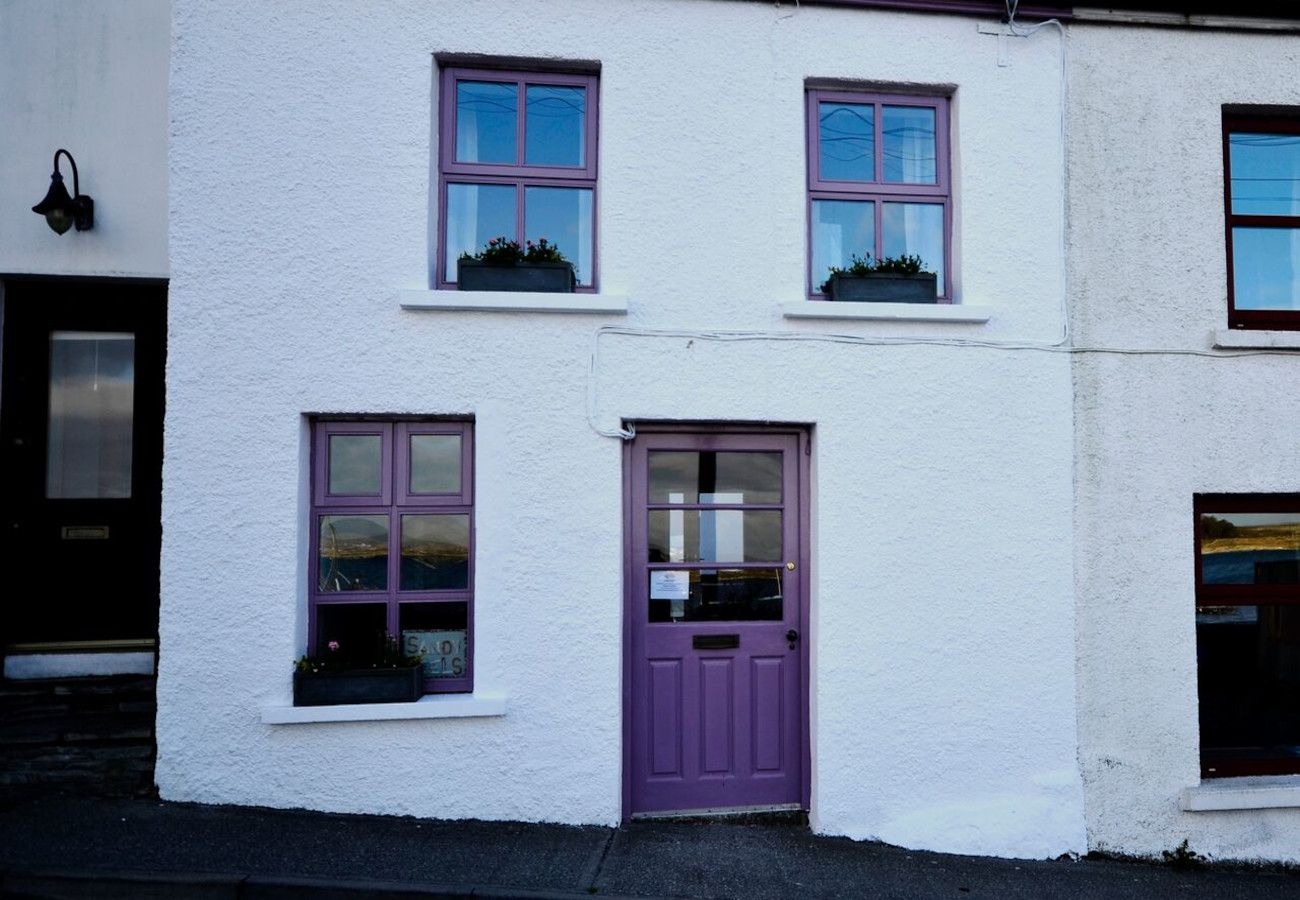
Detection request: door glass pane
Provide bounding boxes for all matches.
[400,602,469,679]
[46,331,134,499]
[883,105,938,184]
[811,199,874,293]
[649,451,782,504]
[410,434,461,494]
[446,183,517,282]
[318,515,388,592]
[648,510,781,563]
[1232,227,1300,311]
[819,102,874,182]
[524,186,593,286]
[525,85,585,167]
[882,202,944,296]
[455,80,517,164]
[1200,512,1300,584]
[401,514,470,590]
[316,603,387,664]
[1197,605,1300,762]
[1229,132,1300,216]
[649,567,783,622]
[328,434,381,495]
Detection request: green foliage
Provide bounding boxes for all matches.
[294,633,424,674]
[459,235,571,266]
[1200,515,1239,539]
[818,252,930,293]
[1161,839,1204,869]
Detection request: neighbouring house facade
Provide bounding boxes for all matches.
[3,0,1300,865]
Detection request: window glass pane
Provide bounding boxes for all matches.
[882,202,944,296]
[455,81,517,164]
[525,85,585,167]
[811,200,874,293]
[318,515,388,592]
[410,434,461,494]
[524,186,593,286]
[316,603,388,664]
[328,434,381,495]
[1232,227,1300,311]
[649,568,783,623]
[1200,512,1300,584]
[1197,604,1300,770]
[400,602,468,680]
[1229,131,1300,216]
[648,510,781,563]
[818,102,874,182]
[446,183,517,282]
[401,514,470,590]
[46,332,134,499]
[883,105,938,184]
[649,452,782,504]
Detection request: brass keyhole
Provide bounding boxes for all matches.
[785,561,796,571]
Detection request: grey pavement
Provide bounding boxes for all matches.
[1,794,1298,899]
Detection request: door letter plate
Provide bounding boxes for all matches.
[693,634,740,650]
[61,525,110,540]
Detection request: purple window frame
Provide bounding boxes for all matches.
[1222,112,1300,331]
[805,89,953,301]
[309,419,475,694]
[436,66,599,291]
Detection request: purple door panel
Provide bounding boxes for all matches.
[626,429,808,816]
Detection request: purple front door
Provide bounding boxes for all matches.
[626,428,808,816]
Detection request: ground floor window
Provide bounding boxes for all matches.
[310,419,473,693]
[1195,494,1300,776]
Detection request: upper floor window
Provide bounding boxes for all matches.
[1224,112,1300,329]
[438,66,598,290]
[806,89,952,300]
[1194,493,1300,777]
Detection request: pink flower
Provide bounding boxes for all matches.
[327,640,339,652]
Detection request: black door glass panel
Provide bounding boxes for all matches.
[649,451,782,505]
[648,568,783,623]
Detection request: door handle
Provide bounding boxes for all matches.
[786,629,798,650]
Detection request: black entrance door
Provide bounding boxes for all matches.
[0,278,166,655]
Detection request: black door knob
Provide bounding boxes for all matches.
[786,629,798,649]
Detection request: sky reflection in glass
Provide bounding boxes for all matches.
[525,186,593,285]
[456,81,517,164]
[526,85,585,167]
[883,202,944,295]
[819,102,874,182]
[883,106,937,184]
[1230,132,1300,216]
[446,183,516,281]
[1233,227,1300,310]
[812,200,874,292]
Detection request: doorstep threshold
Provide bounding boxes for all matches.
[632,803,805,825]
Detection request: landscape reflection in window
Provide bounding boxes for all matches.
[1200,512,1300,584]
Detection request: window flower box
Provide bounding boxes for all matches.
[457,260,576,293]
[292,665,424,707]
[825,272,938,303]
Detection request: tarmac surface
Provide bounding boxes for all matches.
[2,793,1299,898]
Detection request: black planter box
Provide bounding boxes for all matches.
[826,272,938,303]
[293,666,424,706]
[457,260,576,293]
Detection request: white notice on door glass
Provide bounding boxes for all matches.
[650,570,690,600]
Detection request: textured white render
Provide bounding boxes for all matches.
[1069,24,1300,863]
[0,0,169,278]
[158,0,1083,858]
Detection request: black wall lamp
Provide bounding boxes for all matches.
[32,149,94,235]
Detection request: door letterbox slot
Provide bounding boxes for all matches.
[693,634,739,650]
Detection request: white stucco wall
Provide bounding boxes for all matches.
[0,0,168,277]
[1069,23,1300,863]
[159,0,1082,858]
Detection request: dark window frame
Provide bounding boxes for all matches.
[1194,492,1300,777]
[1222,112,1300,331]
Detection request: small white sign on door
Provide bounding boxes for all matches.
[650,570,690,600]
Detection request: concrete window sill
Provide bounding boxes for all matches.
[261,690,507,725]
[399,289,628,314]
[1213,329,1300,350]
[781,301,992,323]
[1181,775,1300,811]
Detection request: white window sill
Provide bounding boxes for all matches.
[261,690,507,725]
[399,289,628,314]
[781,301,992,323]
[1213,328,1300,350]
[1181,775,1300,811]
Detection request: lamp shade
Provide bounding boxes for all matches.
[32,171,75,235]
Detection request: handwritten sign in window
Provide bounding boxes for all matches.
[402,629,467,679]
